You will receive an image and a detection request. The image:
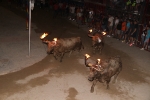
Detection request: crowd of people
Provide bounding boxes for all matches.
[5,0,150,51]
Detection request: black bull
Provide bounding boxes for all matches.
[43,37,84,62]
[85,55,122,93]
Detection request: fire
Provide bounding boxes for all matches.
[102,32,106,35]
[89,29,92,33]
[53,38,57,44]
[97,59,101,64]
[53,38,57,42]
[85,54,90,59]
[40,33,48,39]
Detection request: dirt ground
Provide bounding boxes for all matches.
[0,3,150,100]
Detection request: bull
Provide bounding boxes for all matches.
[84,54,122,93]
[43,37,84,62]
[88,30,105,54]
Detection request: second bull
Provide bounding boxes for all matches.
[43,37,84,62]
[88,30,105,54]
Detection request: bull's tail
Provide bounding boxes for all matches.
[81,42,84,50]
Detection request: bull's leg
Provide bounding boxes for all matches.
[90,79,98,93]
[60,53,65,62]
[92,47,96,54]
[99,45,103,55]
[53,53,57,60]
[99,48,102,55]
[68,51,72,57]
[112,68,122,83]
[106,79,111,89]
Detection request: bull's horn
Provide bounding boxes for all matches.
[88,33,94,38]
[86,63,93,67]
[42,40,49,43]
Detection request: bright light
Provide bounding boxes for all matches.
[102,32,106,35]
[40,33,48,39]
[85,54,90,58]
[89,29,92,33]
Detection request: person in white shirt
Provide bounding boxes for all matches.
[69,5,75,20]
[107,14,114,37]
[88,8,94,27]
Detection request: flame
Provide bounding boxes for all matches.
[89,29,92,33]
[40,33,48,39]
[53,38,57,42]
[102,32,106,35]
[85,54,90,58]
[97,59,101,64]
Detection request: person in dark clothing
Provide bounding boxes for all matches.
[116,19,122,40]
[101,15,108,31]
[130,20,138,45]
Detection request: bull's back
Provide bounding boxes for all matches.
[55,37,82,52]
[58,37,81,48]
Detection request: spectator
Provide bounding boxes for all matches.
[128,20,134,44]
[88,8,94,28]
[58,2,63,16]
[113,16,119,37]
[124,19,130,43]
[116,18,122,40]
[76,7,82,27]
[140,23,147,48]
[129,20,138,46]
[53,2,59,18]
[101,15,108,31]
[107,14,114,37]
[140,25,150,50]
[121,19,127,41]
[69,4,76,21]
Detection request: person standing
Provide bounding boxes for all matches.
[116,18,122,40]
[53,2,59,18]
[121,19,127,42]
[124,19,130,43]
[107,14,114,37]
[88,8,94,28]
[130,20,138,46]
[140,25,150,50]
[113,16,119,37]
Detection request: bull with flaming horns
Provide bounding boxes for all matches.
[84,54,122,93]
[40,33,84,62]
[88,29,106,54]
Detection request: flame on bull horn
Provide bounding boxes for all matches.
[40,33,48,39]
[53,38,57,42]
[97,59,101,62]
[89,29,92,33]
[102,32,106,35]
[85,54,90,59]
[97,59,101,64]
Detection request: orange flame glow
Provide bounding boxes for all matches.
[89,29,92,33]
[102,32,106,35]
[97,59,101,64]
[53,38,57,42]
[40,33,48,39]
[85,54,90,59]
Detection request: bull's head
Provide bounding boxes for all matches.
[88,32,102,46]
[42,40,56,54]
[84,54,103,81]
